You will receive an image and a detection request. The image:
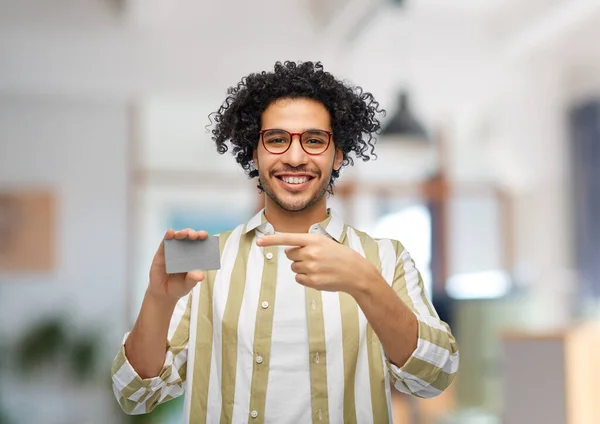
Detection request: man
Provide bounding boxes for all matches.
[111,61,459,423]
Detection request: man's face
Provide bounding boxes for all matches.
[253,97,343,213]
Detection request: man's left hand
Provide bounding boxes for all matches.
[256,233,371,294]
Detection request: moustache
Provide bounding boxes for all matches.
[269,167,321,178]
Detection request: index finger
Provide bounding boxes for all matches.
[256,233,317,247]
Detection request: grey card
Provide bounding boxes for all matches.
[164,236,221,274]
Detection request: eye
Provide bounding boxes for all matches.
[305,138,326,145]
[266,137,287,145]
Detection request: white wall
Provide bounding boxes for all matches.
[0,93,129,423]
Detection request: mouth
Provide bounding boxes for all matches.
[274,174,316,191]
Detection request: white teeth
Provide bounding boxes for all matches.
[281,176,309,184]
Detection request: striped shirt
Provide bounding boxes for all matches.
[111,208,459,423]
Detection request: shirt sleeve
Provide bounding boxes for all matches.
[385,242,459,399]
[110,293,192,415]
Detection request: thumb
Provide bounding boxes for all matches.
[155,229,175,262]
[184,270,205,287]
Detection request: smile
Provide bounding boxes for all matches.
[279,176,312,184]
[274,174,316,191]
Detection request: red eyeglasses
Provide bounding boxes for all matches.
[260,129,333,155]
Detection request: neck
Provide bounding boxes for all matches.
[263,196,328,233]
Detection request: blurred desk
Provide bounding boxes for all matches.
[501,323,600,424]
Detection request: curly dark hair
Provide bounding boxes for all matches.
[208,61,385,192]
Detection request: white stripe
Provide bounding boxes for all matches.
[167,293,190,339]
[392,370,441,396]
[113,385,123,404]
[128,387,146,402]
[443,351,460,375]
[346,228,374,424]
[161,383,183,400]
[376,239,396,287]
[231,234,264,422]
[325,209,344,241]
[416,314,448,333]
[131,401,148,414]
[112,361,136,390]
[411,339,459,374]
[182,279,201,422]
[394,379,413,395]
[167,351,186,383]
[389,355,446,399]
[206,225,244,421]
[399,249,433,318]
[355,311,374,424]
[246,209,263,231]
[394,376,443,398]
[376,239,396,420]
[322,290,343,424]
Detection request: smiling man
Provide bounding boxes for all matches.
[111,61,459,423]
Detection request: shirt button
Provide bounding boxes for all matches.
[266,252,273,260]
[256,355,263,364]
[250,410,259,418]
[261,301,269,309]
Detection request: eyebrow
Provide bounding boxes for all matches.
[303,129,329,135]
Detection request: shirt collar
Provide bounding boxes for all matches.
[244,208,346,243]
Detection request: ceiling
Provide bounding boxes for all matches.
[1,0,600,123]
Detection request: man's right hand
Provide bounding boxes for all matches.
[147,228,208,302]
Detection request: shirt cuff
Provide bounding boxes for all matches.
[111,332,175,396]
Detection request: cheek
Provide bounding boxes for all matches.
[255,151,274,172]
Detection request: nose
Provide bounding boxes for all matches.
[283,135,308,167]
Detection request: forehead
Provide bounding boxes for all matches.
[261,97,331,131]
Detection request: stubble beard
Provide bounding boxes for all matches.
[259,168,331,212]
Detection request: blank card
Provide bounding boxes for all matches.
[164,236,221,274]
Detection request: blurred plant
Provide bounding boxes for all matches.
[2,315,183,424]
[0,404,13,424]
[12,315,101,382]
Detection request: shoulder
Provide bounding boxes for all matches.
[344,224,406,255]
[211,224,248,252]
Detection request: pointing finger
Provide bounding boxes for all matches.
[256,233,317,247]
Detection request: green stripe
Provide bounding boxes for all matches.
[339,234,358,424]
[305,287,330,424]
[393,240,436,317]
[111,346,143,414]
[355,230,389,424]
[417,317,458,351]
[111,347,126,375]
[220,230,254,423]
[401,356,456,392]
[391,241,416,311]
[247,243,278,424]
[144,389,163,412]
[339,291,359,424]
[417,270,436,316]
[190,230,233,422]
[170,294,193,355]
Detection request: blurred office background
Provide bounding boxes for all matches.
[1,0,600,423]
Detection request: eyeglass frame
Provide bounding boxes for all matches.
[259,128,333,156]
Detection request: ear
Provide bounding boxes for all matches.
[252,149,258,167]
[333,148,343,171]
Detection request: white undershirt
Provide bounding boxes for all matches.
[263,245,312,423]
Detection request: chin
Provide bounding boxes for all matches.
[272,195,315,212]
